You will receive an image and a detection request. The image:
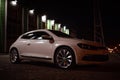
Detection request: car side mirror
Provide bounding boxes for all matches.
[42,35,53,40]
[42,35,54,43]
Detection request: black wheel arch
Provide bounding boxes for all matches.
[9,47,21,62]
[10,47,18,53]
[10,47,20,58]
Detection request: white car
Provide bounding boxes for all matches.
[9,29,109,69]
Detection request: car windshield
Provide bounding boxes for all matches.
[49,30,73,38]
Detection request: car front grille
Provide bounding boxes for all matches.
[82,54,109,62]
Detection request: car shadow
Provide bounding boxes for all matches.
[20,60,57,69]
[73,63,120,72]
[19,60,120,72]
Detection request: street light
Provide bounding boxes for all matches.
[63,26,66,31]
[29,9,34,15]
[58,24,61,31]
[66,29,69,35]
[51,20,55,26]
[41,15,47,29]
[10,0,17,6]
[41,15,47,22]
[51,20,55,30]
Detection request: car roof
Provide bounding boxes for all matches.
[29,29,49,32]
[23,29,49,34]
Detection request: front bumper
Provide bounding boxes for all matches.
[73,46,109,64]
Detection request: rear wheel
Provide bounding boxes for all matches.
[10,48,20,63]
[54,47,75,69]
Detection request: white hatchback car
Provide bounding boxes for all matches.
[9,29,109,69]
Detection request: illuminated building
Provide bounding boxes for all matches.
[0,0,70,53]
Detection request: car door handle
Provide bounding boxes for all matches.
[27,43,31,46]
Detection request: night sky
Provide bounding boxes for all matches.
[18,0,120,45]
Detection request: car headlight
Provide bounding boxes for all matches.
[77,43,106,50]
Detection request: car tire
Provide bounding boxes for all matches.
[9,48,21,64]
[54,47,75,69]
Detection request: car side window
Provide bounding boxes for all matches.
[33,32,50,40]
[21,33,34,39]
[21,31,51,40]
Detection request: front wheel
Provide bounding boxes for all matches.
[54,47,75,69]
[9,48,20,63]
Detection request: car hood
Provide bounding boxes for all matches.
[57,37,80,43]
[56,37,104,46]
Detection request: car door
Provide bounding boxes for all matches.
[25,31,54,59]
[19,32,35,56]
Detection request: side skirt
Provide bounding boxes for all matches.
[21,55,52,61]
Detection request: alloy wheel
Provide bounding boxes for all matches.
[55,47,75,69]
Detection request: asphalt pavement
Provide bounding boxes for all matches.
[0,53,120,80]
